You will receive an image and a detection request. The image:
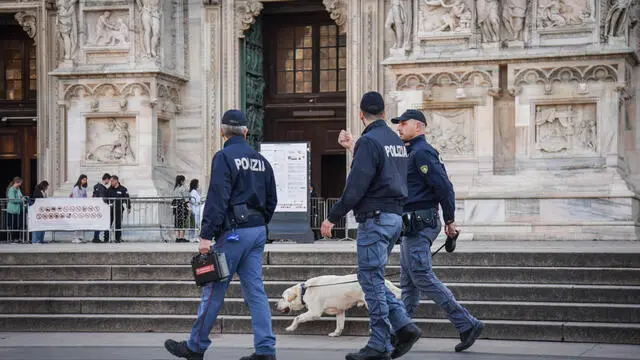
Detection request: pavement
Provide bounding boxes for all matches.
[2,239,640,253]
[0,333,639,360]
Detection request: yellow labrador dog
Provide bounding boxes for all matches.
[276,273,402,337]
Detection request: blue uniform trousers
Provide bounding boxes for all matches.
[400,217,478,333]
[187,226,275,355]
[356,212,413,353]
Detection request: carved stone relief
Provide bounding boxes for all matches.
[502,0,527,41]
[418,0,472,34]
[477,0,501,42]
[536,0,593,29]
[534,104,597,155]
[604,0,637,41]
[136,0,161,57]
[85,117,136,163]
[425,108,475,156]
[87,10,129,46]
[386,0,412,54]
[14,11,37,41]
[396,70,495,99]
[56,0,79,61]
[512,64,618,95]
[323,0,348,34]
[236,0,263,38]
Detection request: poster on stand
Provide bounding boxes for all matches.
[260,142,308,213]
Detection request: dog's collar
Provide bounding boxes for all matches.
[299,282,307,306]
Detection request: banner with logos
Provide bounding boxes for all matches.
[28,198,111,231]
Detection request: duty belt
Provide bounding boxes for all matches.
[401,208,437,236]
[354,210,381,223]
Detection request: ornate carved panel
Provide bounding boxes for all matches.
[85,117,136,164]
[512,64,619,95]
[533,103,597,156]
[425,108,475,156]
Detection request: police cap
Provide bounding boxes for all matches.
[360,91,385,114]
[391,109,427,124]
[221,109,248,127]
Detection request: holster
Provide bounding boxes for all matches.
[402,209,436,236]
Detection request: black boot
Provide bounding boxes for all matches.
[455,321,484,352]
[164,339,204,360]
[390,323,421,359]
[345,346,390,360]
[239,353,276,360]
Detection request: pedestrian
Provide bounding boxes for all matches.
[92,173,111,243]
[71,174,89,243]
[165,109,278,360]
[391,109,483,352]
[172,175,190,243]
[321,92,421,360]
[31,180,49,244]
[105,175,130,243]
[188,179,202,242]
[6,177,25,243]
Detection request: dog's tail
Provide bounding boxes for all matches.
[384,279,402,299]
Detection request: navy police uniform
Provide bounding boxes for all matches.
[328,92,420,360]
[169,110,277,360]
[392,109,483,352]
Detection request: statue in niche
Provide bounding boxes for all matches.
[136,0,161,57]
[94,12,129,46]
[55,0,78,60]
[421,0,472,32]
[86,118,136,163]
[502,0,527,40]
[477,0,501,42]
[386,0,412,52]
[604,0,637,39]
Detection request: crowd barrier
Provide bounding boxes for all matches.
[0,196,351,243]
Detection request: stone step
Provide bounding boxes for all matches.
[0,314,637,344]
[1,297,638,324]
[1,251,638,268]
[2,265,638,285]
[0,281,638,304]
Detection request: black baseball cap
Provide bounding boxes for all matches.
[221,109,248,126]
[360,91,385,114]
[391,109,426,124]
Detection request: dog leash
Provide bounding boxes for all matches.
[303,231,459,289]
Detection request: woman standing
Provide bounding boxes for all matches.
[188,179,201,242]
[71,174,88,243]
[172,175,189,243]
[6,177,25,243]
[31,181,49,244]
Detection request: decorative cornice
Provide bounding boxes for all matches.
[236,0,263,38]
[323,0,348,34]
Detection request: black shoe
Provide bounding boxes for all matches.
[176,238,189,243]
[91,239,101,243]
[390,323,421,359]
[164,339,204,360]
[239,353,276,360]
[345,346,390,360]
[455,321,484,352]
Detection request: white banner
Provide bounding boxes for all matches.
[260,142,309,213]
[28,198,111,231]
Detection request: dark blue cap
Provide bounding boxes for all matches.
[391,109,427,124]
[360,91,385,114]
[221,109,248,126]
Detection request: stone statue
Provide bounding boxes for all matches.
[136,0,161,57]
[386,0,412,51]
[477,0,501,42]
[605,0,636,38]
[422,0,472,32]
[55,0,78,60]
[502,0,527,40]
[86,118,136,163]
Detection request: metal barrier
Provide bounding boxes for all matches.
[0,196,353,243]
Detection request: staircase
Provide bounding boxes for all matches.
[0,244,638,344]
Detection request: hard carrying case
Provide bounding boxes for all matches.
[191,251,230,286]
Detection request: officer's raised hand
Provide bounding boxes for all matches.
[320,219,335,238]
[338,130,355,153]
[198,238,212,254]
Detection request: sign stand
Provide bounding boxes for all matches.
[260,141,314,243]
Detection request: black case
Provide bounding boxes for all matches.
[191,251,230,286]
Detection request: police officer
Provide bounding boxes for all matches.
[105,175,130,243]
[165,110,278,360]
[92,173,111,243]
[321,92,421,360]
[391,109,484,352]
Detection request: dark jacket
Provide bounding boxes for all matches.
[404,134,455,223]
[106,185,131,211]
[200,136,277,240]
[93,183,108,198]
[328,119,408,223]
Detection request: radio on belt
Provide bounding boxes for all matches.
[191,251,230,286]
